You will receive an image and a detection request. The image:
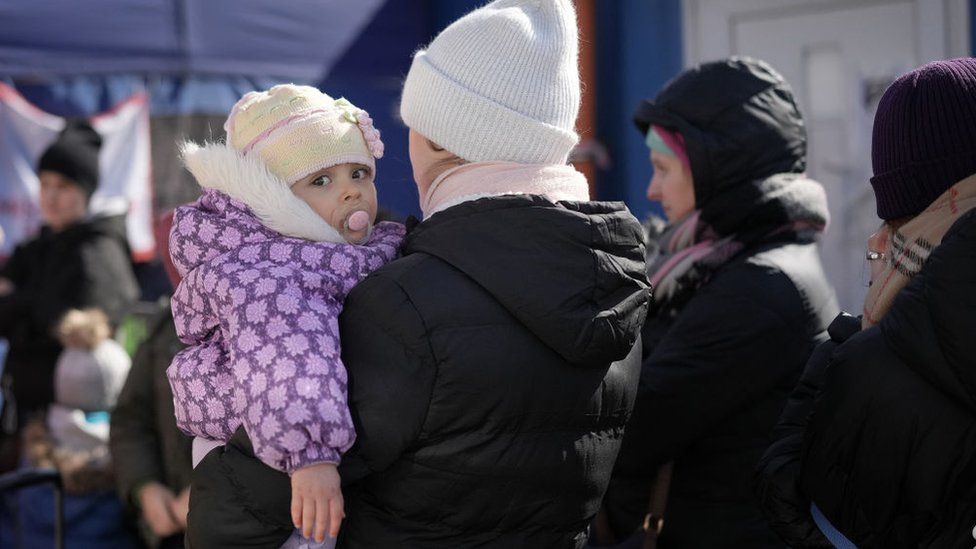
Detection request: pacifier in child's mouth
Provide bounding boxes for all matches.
[343,210,373,244]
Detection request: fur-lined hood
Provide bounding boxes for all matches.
[181,141,346,244]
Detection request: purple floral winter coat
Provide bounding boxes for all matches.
[167,189,403,473]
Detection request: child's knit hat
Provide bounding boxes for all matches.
[224,84,384,185]
[400,0,580,165]
[54,309,131,413]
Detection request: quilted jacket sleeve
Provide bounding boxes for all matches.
[169,258,357,474]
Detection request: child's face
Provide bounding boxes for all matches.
[39,171,88,232]
[291,163,378,244]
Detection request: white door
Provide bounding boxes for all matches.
[683,0,970,312]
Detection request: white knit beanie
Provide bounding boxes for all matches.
[400,0,580,165]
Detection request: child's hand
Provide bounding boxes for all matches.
[291,462,344,543]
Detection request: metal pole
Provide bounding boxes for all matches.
[52,476,63,549]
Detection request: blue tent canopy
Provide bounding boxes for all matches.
[0,0,482,219]
[0,0,384,82]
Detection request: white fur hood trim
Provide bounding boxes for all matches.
[180,141,346,244]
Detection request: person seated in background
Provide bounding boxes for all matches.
[0,120,139,471]
[110,211,192,549]
[756,57,976,549]
[1,308,139,549]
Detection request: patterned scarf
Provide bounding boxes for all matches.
[647,174,829,315]
[862,174,976,327]
[646,212,739,314]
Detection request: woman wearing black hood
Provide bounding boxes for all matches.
[596,57,838,547]
[0,120,139,465]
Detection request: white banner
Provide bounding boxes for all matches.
[91,92,155,261]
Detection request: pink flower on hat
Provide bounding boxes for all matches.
[356,111,385,159]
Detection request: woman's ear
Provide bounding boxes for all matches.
[867,223,891,255]
[421,152,465,188]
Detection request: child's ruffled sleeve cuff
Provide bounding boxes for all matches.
[283,445,341,475]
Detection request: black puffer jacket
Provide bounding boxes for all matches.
[184,196,651,549]
[755,312,861,548]
[0,214,138,421]
[337,196,650,548]
[602,57,838,548]
[793,210,976,548]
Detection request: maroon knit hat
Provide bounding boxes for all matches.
[871,58,976,220]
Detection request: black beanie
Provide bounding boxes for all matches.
[38,119,102,197]
[871,58,976,220]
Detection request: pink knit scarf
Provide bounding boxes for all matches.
[421,161,590,219]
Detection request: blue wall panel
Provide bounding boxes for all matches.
[595,0,683,221]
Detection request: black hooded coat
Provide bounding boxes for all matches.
[601,58,838,548]
[757,210,976,549]
[337,196,650,548]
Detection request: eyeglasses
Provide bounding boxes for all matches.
[866,250,885,261]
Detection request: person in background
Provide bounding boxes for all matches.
[756,57,976,549]
[110,211,192,549]
[1,308,139,549]
[597,57,837,548]
[0,120,139,471]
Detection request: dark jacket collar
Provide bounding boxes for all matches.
[404,195,651,365]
